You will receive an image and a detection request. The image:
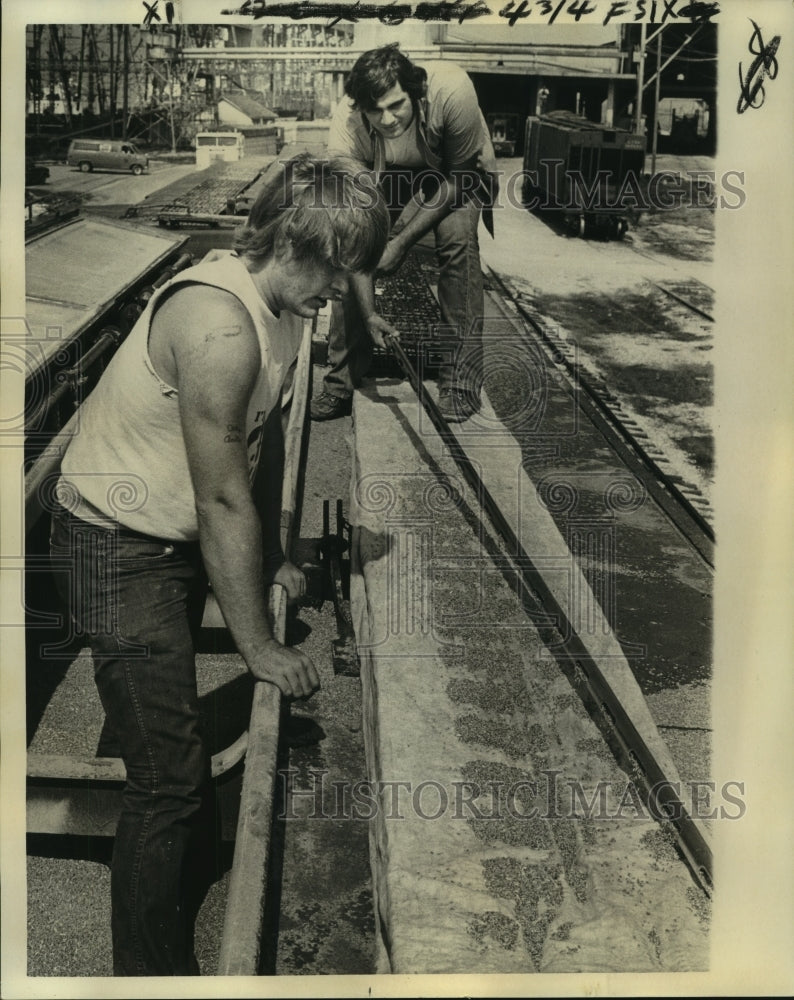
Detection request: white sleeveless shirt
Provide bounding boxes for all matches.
[59,252,304,541]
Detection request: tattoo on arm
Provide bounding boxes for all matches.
[224,422,243,443]
[203,324,243,345]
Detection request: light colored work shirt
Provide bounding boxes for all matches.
[59,252,303,540]
[327,61,492,175]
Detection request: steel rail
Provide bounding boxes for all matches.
[485,265,715,569]
[158,211,240,229]
[217,322,313,975]
[651,279,715,322]
[26,326,124,433]
[386,335,713,895]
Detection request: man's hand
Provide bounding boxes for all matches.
[376,238,408,278]
[272,560,306,602]
[250,640,320,699]
[365,313,400,350]
[476,145,500,196]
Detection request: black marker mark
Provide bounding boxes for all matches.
[241,1,399,22]
[678,2,720,21]
[377,2,410,25]
[142,0,162,26]
[498,0,530,27]
[548,0,567,25]
[142,0,175,26]
[414,0,492,22]
[223,0,722,24]
[566,2,598,23]
[658,0,679,22]
[228,0,489,23]
[737,19,781,114]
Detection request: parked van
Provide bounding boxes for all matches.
[67,139,149,175]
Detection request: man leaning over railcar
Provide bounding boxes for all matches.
[310,43,499,425]
[49,154,389,976]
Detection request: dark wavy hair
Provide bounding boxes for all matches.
[345,43,427,112]
[233,153,389,273]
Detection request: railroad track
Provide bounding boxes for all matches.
[485,264,715,569]
[384,334,713,895]
[371,247,714,567]
[366,247,714,892]
[570,211,716,321]
[651,277,715,322]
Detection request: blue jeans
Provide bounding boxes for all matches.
[323,169,485,399]
[50,504,209,975]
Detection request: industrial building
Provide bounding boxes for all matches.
[26,20,716,160]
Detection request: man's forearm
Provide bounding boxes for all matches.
[392,174,464,249]
[351,270,377,320]
[197,498,277,662]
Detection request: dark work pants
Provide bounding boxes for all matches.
[50,504,208,975]
[322,168,485,399]
[48,406,286,975]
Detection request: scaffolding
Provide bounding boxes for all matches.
[25,24,212,149]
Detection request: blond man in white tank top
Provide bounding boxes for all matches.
[51,154,389,975]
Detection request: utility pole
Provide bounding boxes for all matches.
[88,26,106,117]
[109,25,116,136]
[651,30,662,175]
[87,27,96,114]
[76,26,86,113]
[122,25,130,139]
[167,58,177,153]
[30,25,43,128]
[47,27,58,115]
[634,22,646,135]
[51,26,74,125]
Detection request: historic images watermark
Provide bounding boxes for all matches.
[504,166,746,212]
[280,159,747,214]
[277,767,746,822]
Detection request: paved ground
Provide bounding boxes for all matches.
[479,155,715,501]
[474,158,716,792]
[41,159,198,207]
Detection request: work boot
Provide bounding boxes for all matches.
[437,387,480,424]
[310,391,353,421]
